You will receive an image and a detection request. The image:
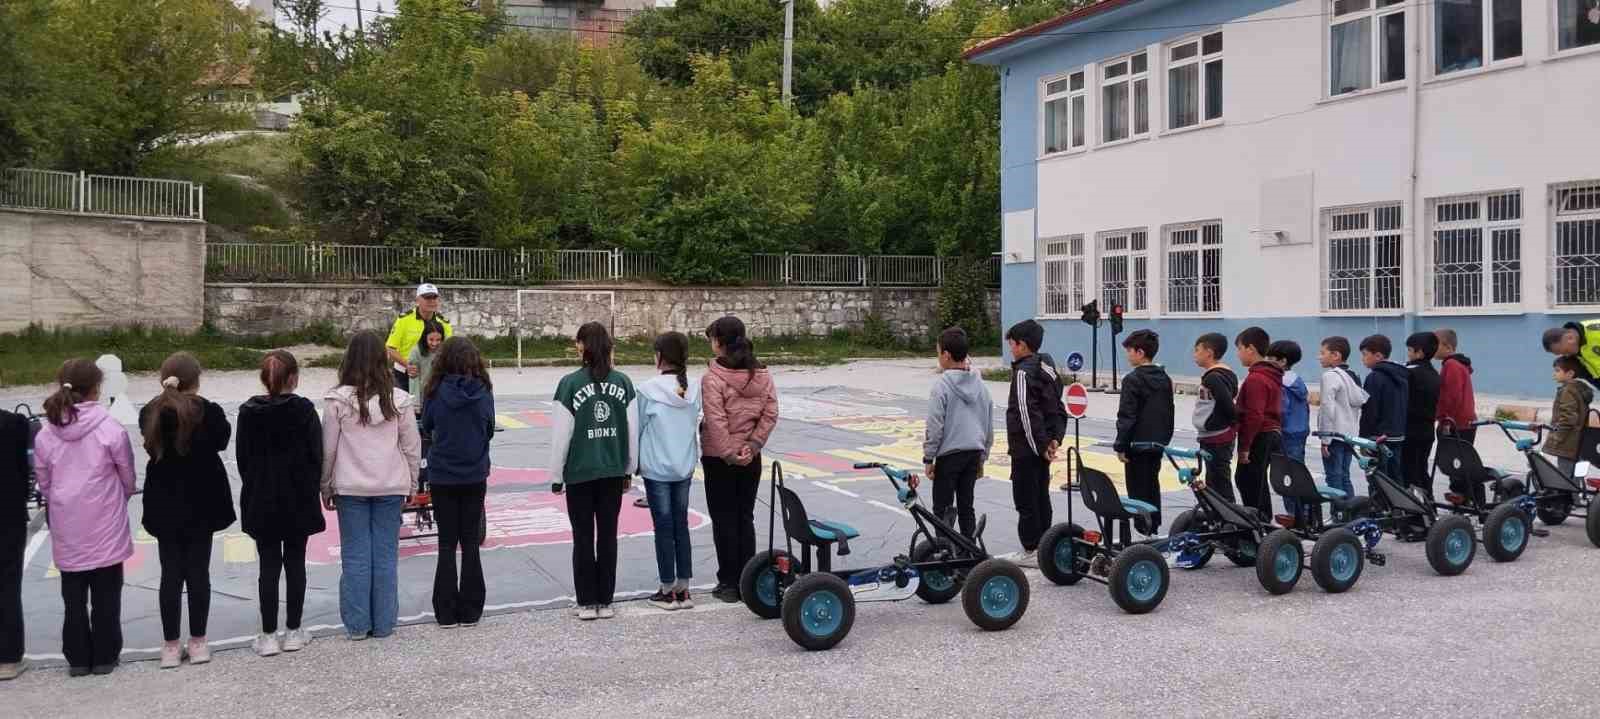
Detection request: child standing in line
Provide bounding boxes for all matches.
[1358,335,1409,487]
[1545,356,1596,480]
[1234,327,1283,517]
[1434,329,1477,444]
[1112,329,1175,536]
[1003,320,1068,568]
[1267,341,1311,521]
[638,332,701,610]
[0,407,29,680]
[1403,332,1442,500]
[1316,337,1367,500]
[408,321,445,407]
[140,353,236,670]
[32,360,136,677]
[1192,333,1239,503]
[922,327,995,539]
[552,322,638,620]
[322,331,422,641]
[422,337,496,629]
[701,316,779,602]
[237,350,325,657]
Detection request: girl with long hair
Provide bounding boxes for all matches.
[420,337,495,627]
[701,316,779,603]
[638,331,701,610]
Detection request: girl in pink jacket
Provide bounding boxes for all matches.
[33,359,137,677]
[700,317,779,603]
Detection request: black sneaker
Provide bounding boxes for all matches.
[711,584,741,603]
[90,663,117,676]
[648,591,677,611]
[68,666,91,678]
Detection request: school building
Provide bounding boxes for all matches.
[965,0,1600,396]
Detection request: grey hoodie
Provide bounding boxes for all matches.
[1317,365,1369,446]
[923,368,996,465]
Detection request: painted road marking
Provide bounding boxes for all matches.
[496,413,529,429]
[811,481,861,499]
[222,533,256,563]
[867,500,909,517]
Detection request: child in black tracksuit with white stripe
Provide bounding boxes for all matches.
[1004,321,1067,567]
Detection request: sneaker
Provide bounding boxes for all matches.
[648,591,677,611]
[438,621,459,629]
[90,663,117,676]
[160,642,182,669]
[577,606,599,621]
[461,619,479,628]
[68,666,91,678]
[0,661,26,681]
[1013,549,1038,568]
[187,638,211,665]
[597,604,616,619]
[253,632,281,657]
[675,590,694,610]
[711,584,741,603]
[633,496,650,508]
[348,632,370,641]
[282,628,312,652]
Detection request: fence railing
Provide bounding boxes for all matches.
[205,243,1002,287]
[0,168,204,221]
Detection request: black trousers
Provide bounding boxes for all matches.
[703,456,761,587]
[565,478,625,607]
[1238,432,1280,518]
[1010,453,1052,551]
[60,564,122,669]
[256,535,309,634]
[394,369,412,396]
[157,534,213,641]
[1201,440,1236,503]
[0,525,23,663]
[432,482,487,624]
[1404,434,1437,502]
[932,450,983,537]
[1124,452,1164,534]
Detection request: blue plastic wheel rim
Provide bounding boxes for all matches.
[1329,542,1358,583]
[1126,560,1162,603]
[1274,544,1299,582]
[799,589,844,637]
[1500,515,1527,551]
[756,569,778,608]
[924,568,954,592]
[1445,527,1472,565]
[980,575,1021,619]
[1053,539,1076,574]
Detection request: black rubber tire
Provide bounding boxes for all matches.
[1309,528,1364,593]
[781,573,855,651]
[911,540,963,604]
[739,549,790,619]
[1255,529,1303,595]
[1588,501,1600,548]
[1424,515,1477,576]
[1537,497,1572,526]
[1107,544,1169,614]
[961,559,1030,631]
[1167,510,1214,570]
[1038,523,1085,586]
[1483,504,1532,562]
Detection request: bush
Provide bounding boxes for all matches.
[937,256,995,345]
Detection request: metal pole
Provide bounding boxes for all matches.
[355,0,364,34]
[781,0,794,106]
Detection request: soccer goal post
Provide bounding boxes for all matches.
[514,289,617,373]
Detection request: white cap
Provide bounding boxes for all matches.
[416,283,440,298]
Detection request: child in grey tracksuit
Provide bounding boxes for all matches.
[923,328,995,538]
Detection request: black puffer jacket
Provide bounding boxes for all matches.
[1114,364,1176,454]
[140,398,237,539]
[237,394,326,539]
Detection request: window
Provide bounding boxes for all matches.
[1165,221,1223,314]
[1329,0,1406,96]
[1434,0,1522,75]
[1168,32,1223,130]
[1041,235,1087,316]
[1097,228,1150,313]
[1552,181,1600,306]
[1558,0,1600,52]
[1323,203,1404,310]
[1042,71,1087,154]
[1427,191,1522,309]
[1101,52,1149,143]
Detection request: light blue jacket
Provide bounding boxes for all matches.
[637,373,702,482]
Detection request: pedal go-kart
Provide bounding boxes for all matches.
[1266,452,1384,591]
[1478,416,1600,547]
[1427,424,1541,562]
[739,461,1029,651]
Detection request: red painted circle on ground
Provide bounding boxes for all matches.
[1064,382,1090,419]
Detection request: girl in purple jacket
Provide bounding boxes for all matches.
[33,359,137,677]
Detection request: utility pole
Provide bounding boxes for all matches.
[355,0,364,34]
[781,0,794,106]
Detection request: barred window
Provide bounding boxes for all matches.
[1427,191,1521,309]
[1324,203,1404,311]
[1040,235,1086,316]
[1165,221,1222,314]
[1097,228,1149,313]
[1552,181,1600,307]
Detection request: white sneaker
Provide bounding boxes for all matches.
[160,642,182,669]
[597,604,616,619]
[577,606,599,621]
[0,660,26,681]
[253,633,281,657]
[187,638,211,665]
[281,628,312,652]
[1013,550,1038,568]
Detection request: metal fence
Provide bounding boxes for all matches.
[0,168,204,221]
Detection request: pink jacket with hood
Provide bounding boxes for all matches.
[321,386,422,499]
[700,360,779,461]
[32,402,137,572]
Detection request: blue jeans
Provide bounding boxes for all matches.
[337,495,404,638]
[1322,442,1354,498]
[1279,433,1309,519]
[644,479,693,587]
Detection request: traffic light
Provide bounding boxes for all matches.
[1109,303,1124,334]
[1080,300,1100,327]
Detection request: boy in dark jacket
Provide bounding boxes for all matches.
[1192,333,1238,502]
[0,409,29,679]
[1234,327,1283,517]
[1114,330,1174,535]
[1004,320,1068,567]
[1403,332,1442,499]
[1358,335,1409,487]
[1434,328,1476,444]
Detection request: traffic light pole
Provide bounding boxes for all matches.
[1108,327,1120,394]
[1088,321,1099,390]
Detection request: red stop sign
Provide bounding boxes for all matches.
[1064,382,1089,419]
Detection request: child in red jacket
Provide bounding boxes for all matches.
[1434,328,1476,444]
[1233,327,1283,518]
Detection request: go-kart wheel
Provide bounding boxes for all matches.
[1424,515,1476,576]
[1107,544,1169,614]
[961,559,1030,631]
[1167,510,1214,570]
[1587,500,1600,548]
[911,540,963,604]
[739,549,790,619]
[1536,497,1572,526]
[1255,529,1302,595]
[1038,523,1085,586]
[1483,504,1531,562]
[781,573,855,651]
[1309,528,1364,593]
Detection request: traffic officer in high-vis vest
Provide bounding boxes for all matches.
[386,284,453,391]
[1543,319,1600,380]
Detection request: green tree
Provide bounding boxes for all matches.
[0,0,49,169]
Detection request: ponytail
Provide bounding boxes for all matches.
[653,331,690,398]
[43,359,104,427]
[706,316,761,379]
[577,321,613,383]
[143,352,203,461]
[260,349,299,396]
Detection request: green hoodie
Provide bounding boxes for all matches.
[550,367,638,485]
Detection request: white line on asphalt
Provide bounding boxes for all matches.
[811,481,860,498]
[23,529,47,568]
[867,500,909,517]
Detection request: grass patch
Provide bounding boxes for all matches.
[0,324,342,387]
[141,134,296,235]
[980,367,1011,382]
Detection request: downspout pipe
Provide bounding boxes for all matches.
[1405,9,1422,337]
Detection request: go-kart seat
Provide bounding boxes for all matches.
[1434,435,1504,486]
[1527,451,1584,494]
[1078,465,1157,524]
[1269,453,1348,503]
[778,484,859,557]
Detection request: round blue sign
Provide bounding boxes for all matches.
[1066,352,1084,372]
